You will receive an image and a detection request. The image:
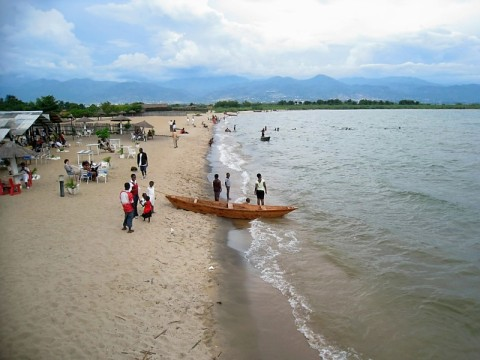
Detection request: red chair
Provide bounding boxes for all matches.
[8,178,22,195]
[0,182,9,195]
[27,172,33,188]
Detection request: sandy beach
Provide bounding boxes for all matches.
[0,114,221,359]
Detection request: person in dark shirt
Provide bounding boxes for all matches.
[213,174,222,201]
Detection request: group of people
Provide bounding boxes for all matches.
[186,116,195,127]
[64,158,101,182]
[212,173,230,201]
[132,127,146,141]
[98,139,115,152]
[212,172,267,205]
[82,160,98,181]
[119,173,156,233]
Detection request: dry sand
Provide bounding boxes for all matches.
[0,114,222,359]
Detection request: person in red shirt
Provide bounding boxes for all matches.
[129,174,139,218]
[140,193,153,222]
[120,182,134,233]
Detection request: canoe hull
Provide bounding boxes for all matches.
[165,195,297,220]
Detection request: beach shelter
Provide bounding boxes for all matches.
[0,111,46,138]
[0,128,10,142]
[75,116,94,134]
[0,140,37,175]
[111,115,131,122]
[95,110,106,120]
[134,120,154,129]
[133,120,154,140]
[111,115,131,135]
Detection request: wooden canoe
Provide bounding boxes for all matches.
[165,195,297,220]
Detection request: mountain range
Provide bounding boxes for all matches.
[0,74,479,105]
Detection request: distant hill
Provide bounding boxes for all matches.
[0,74,479,104]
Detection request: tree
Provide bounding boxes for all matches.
[399,99,420,105]
[35,95,60,112]
[0,95,27,111]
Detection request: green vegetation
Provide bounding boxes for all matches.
[95,127,110,140]
[65,177,77,189]
[212,99,480,112]
[0,94,479,116]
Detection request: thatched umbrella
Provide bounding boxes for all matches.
[134,120,154,128]
[111,115,131,135]
[111,115,131,122]
[96,110,106,120]
[75,116,94,134]
[0,141,37,175]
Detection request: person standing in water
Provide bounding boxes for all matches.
[254,173,267,205]
[225,172,231,200]
[213,174,222,201]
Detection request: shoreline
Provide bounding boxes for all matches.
[206,122,319,359]
[211,221,319,360]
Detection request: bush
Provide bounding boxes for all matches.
[95,127,110,140]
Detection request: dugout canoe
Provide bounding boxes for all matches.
[165,195,297,220]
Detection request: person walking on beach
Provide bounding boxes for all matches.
[137,148,148,179]
[147,180,155,213]
[254,173,267,205]
[130,174,139,218]
[172,131,178,148]
[213,174,222,201]
[120,182,134,233]
[225,172,231,200]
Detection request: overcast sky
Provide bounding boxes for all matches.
[1,0,479,84]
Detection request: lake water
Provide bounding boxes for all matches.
[207,109,480,360]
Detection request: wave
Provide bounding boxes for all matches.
[246,220,361,359]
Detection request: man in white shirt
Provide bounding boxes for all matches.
[254,173,267,205]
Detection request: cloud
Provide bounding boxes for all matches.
[0,2,92,78]
[0,0,479,83]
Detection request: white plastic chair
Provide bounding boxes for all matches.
[79,169,91,183]
[96,168,108,183]
[127,147,136,159]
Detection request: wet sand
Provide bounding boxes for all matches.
[212,222,319,359]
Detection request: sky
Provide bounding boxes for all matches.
[1,0,479,84]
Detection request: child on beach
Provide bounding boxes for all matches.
[140,193,153,222]
[147,181,155,213]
